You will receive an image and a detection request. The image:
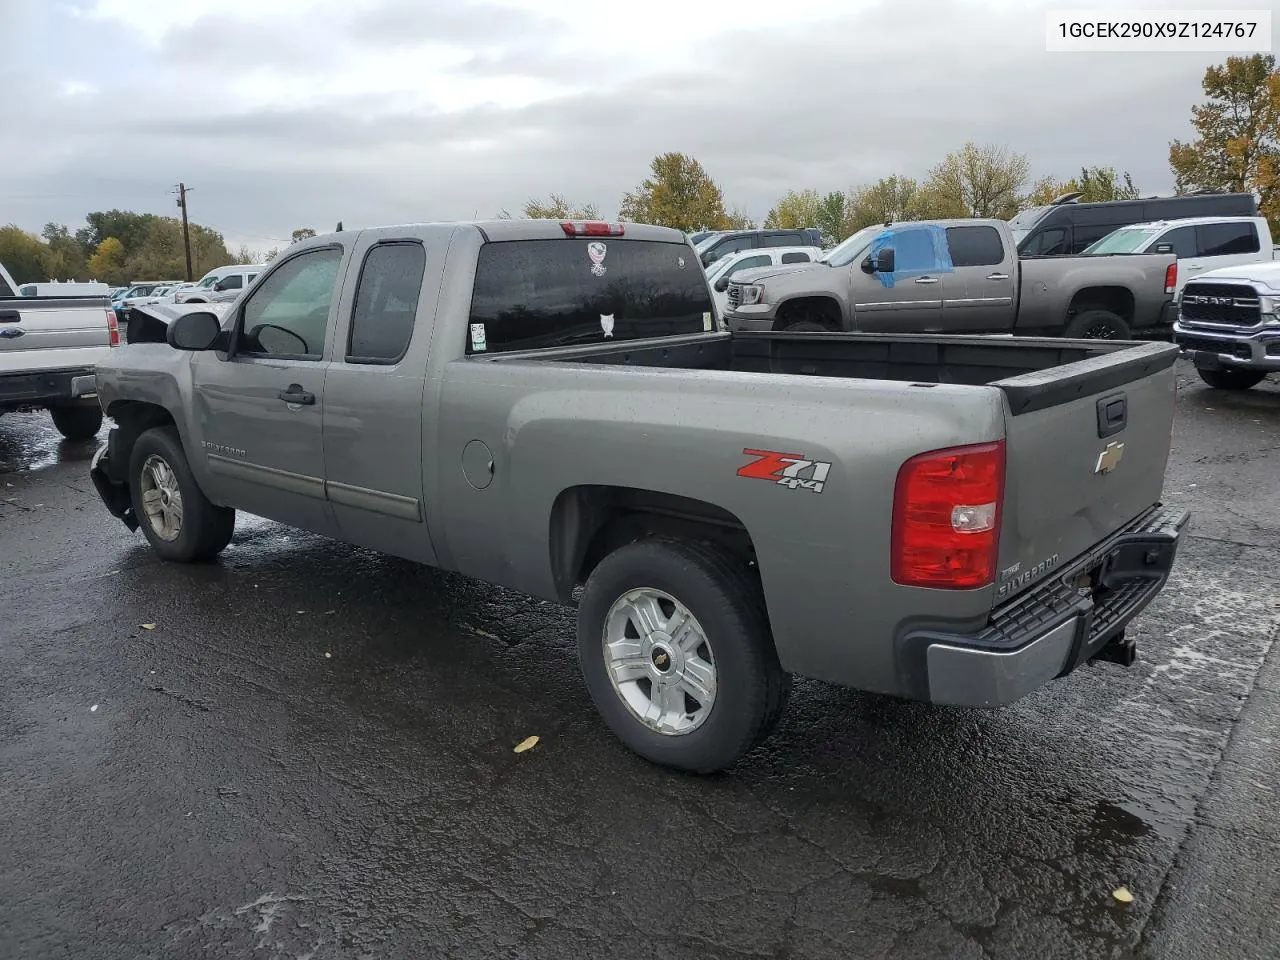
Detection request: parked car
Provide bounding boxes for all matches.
[175,264,265,303]
[693,228,825,268]
[89,219,1187,773]
[17,281,112,297]
[1083,216,1276,297]
[723,218,1178,339]
[1009,191,1258,256]
[705,246,824,317]
[1173,260,1280,391]
[0,259,119,439]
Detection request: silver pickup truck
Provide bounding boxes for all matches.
[0,261,118,439]
[88,220,1188,772]
[723,217,1177,340]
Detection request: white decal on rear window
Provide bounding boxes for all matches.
[588,241,607,277]
[470,322,487,351]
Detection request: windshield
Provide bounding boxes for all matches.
[198,275,220,288]
[693,234,725,254]
[820,226,883,267]
[1007,205,1050,231]
[1083,227,1161,255]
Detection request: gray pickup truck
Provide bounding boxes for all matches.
[0,261,117,439]
[88,219,1188,772]
[723,217,1177,340]
[1173,261,1280,391]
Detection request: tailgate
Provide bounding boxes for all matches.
[0,300,111,355]
[992,341,1178,603]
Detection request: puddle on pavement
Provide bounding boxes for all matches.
[0,414,101,475]
[1075,800,1154,856]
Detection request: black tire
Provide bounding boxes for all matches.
[1062,309,1131,340]
[128,426,235,562]
[1196,366,1266,391]
[49,404,103,440]
[577,538,790,773]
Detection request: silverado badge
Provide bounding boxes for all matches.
[1095,441,1125,475]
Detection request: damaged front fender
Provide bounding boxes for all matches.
[90,439,139,531]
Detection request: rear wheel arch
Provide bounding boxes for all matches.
[1066,286,1135,324]
[549,485,761,600]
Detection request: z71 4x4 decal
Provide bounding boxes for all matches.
[736,448,832,494]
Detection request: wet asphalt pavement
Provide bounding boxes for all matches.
[2,363,1279,960]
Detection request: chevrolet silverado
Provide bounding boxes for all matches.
[88,220,1188,772]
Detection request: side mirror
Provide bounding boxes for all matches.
[212,280,227,292]
[166,311,223,351]
[1153,243,1174,254]
[873,248,896,273]
[714,276,730,292]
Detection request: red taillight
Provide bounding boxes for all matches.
[1164,262,1177,295]
[891,441,1005,590]
[107,308,120,347]
[560,220,625,237]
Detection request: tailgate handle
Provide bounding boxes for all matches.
[0,310,20,323]
[1097,393,1127,439]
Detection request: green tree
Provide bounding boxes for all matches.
[619,153,732,231]
[291,228,317,243]
[1025,167,1141,206]
[1169,53,1280,231]
[87,237,128,285]
[764,189,823,230]
[41,223,89,279]
[722,206,755,230]
[519,194,601,220]
[814,192,848,244]
[845,176,930,232]
[0,225,52,283]
[922,143,1031,219]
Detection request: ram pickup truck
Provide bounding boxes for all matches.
[89,220,1188,773]
[724,218,1178,340]
[0,260,119,439]
[1173,261,1280,391]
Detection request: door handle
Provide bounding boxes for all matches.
[987,273,1010,280]
[277,384,315,405]
[914,277,939,285]
[0,309,20,323]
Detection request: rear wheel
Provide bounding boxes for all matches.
[1196,366,1266,391]
[577,538,790,773]
[49,404,103,441]
[780,320,829,332]
[128,426,235,562]
[1062,309,1131,340]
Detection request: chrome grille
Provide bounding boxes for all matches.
[1180,282,1262,327]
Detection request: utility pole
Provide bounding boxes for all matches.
[175,183,194,281]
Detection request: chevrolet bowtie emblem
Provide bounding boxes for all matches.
[1095,441,1125,475]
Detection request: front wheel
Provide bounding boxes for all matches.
[49,404,103,440]
[1196,366,1266,391]
[128,426,235,562]
[576,538,790,773]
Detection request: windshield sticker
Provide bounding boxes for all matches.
[702,311,713,331]
[470,322,487,352]
[587,241,607,277]
[600,313,615,339]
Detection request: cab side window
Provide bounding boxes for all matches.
[238,247,342,359]
[346,241,426,364]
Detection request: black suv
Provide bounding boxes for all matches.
[693,228,825,267]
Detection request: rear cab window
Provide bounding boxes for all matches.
[945,225,1005,266]
[467,238,714,354]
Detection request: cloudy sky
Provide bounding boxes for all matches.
[1,0,1272,251]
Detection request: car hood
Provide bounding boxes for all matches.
[1190,260,1280,292]
[729,261,832,286]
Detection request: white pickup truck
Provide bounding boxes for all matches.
[0,260,119,439]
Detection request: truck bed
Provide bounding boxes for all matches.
[489,329,1176,415]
